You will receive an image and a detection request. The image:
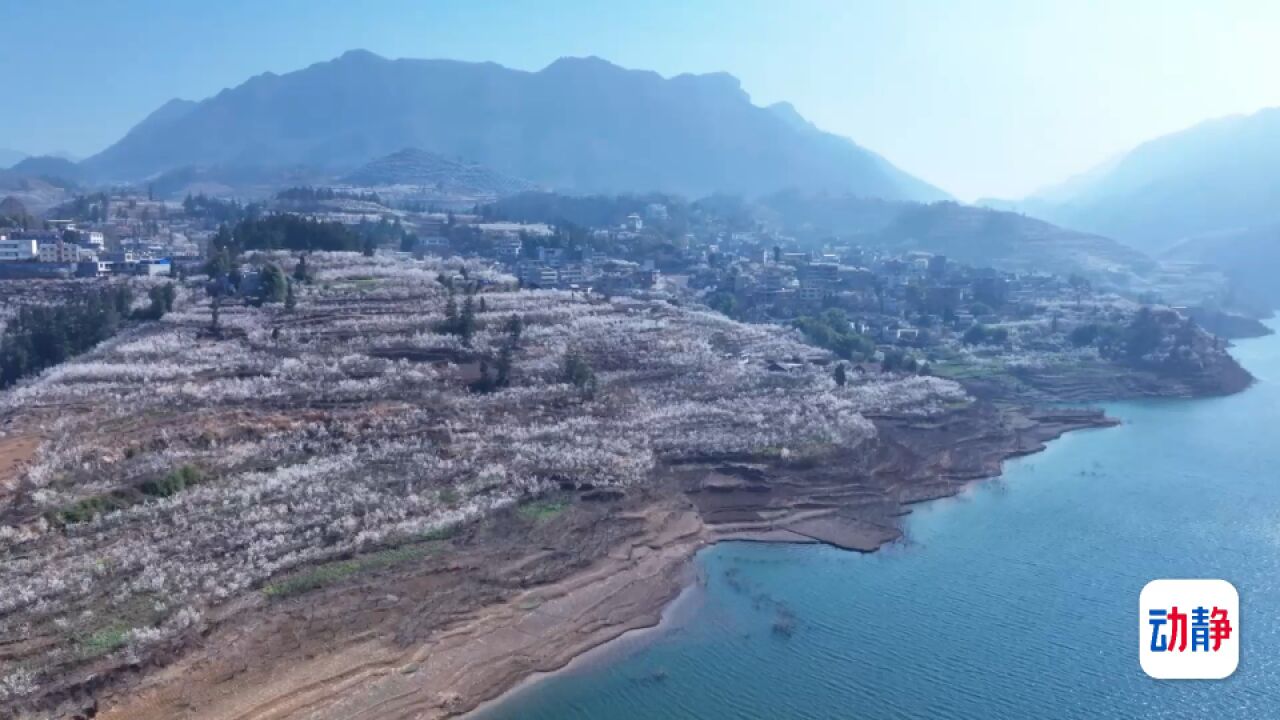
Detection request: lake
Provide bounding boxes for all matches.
[477,326,1280,719]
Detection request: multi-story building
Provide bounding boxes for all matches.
[517,262,558,288]
[0,235,38,262]
[557,264,587,287]
[38,240,95,263]
[798,262,840,288]
[493,235,522,260]
[797,285,825,304]
[65,229,106,249]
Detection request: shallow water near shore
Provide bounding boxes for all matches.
[476,325,1280,720]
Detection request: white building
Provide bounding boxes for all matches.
[0,235,38,262]
[624,213,643,232]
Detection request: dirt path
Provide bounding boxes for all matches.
[0,432,40,497]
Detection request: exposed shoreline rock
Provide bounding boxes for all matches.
[89,402,1115,720]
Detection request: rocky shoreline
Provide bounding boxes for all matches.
[90,400,1115,720]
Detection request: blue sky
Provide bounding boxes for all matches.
[2,0,1278,199]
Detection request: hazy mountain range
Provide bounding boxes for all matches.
[1165,226,1280,309]
[993,108,1280,253]
[979,107,1280,308]
[78,50,948,202]
[6,49,1277,307]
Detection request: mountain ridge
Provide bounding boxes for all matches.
[80,50,949,202]
[996,107,1280,253]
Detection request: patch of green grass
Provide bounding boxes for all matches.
[77,623,130,659]
[930,362,1004,380]
[140,464,204,498]
[49,465,209,527]
[517,499,569,522]
[48,492,132,526]
[262,540,445,600]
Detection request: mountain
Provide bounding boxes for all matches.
[147,164,333,200]
[1007,108,1280,253]
[0,173,73,216]
[81,50,948,202]
[991,107,1280,308]
[759,194,1154,280]
[8,155,82,184]
[0,148,26,169]
[1165,225,1280,310]
[341,148,534,197]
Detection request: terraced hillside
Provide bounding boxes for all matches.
[0,252,976,717]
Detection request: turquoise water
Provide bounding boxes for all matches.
[478,328,1280,720]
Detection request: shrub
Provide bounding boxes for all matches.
[140,465,204,498]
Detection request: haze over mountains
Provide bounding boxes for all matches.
[78,50,948,202]
[998,108,1280,253]
[981,107,1280,308]
[0,149,27,169]
[5,48,1278,309]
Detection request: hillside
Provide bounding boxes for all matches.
[1165,225,1280,309]
[0,173,73,216]
[0,252,978,717]
[754,193,1154,281]
[1009,108,1280,253]
[80,50,948,202]
[7,155,82,184]
[341,148,535,198]
[870,202,1155,278]
[146,164,334,200]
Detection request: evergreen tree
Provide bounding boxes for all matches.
[506,314,523,342]
[293,255,310,284]
[495,343,513,388]
[834,362,848,387]
[258,263,288,304]
[443,288,459,326]
[459,294,476,346]
[561,351,596,398]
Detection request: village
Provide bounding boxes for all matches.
[0,182,1244,397]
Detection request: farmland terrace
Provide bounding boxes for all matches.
[0,253,1110,719]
